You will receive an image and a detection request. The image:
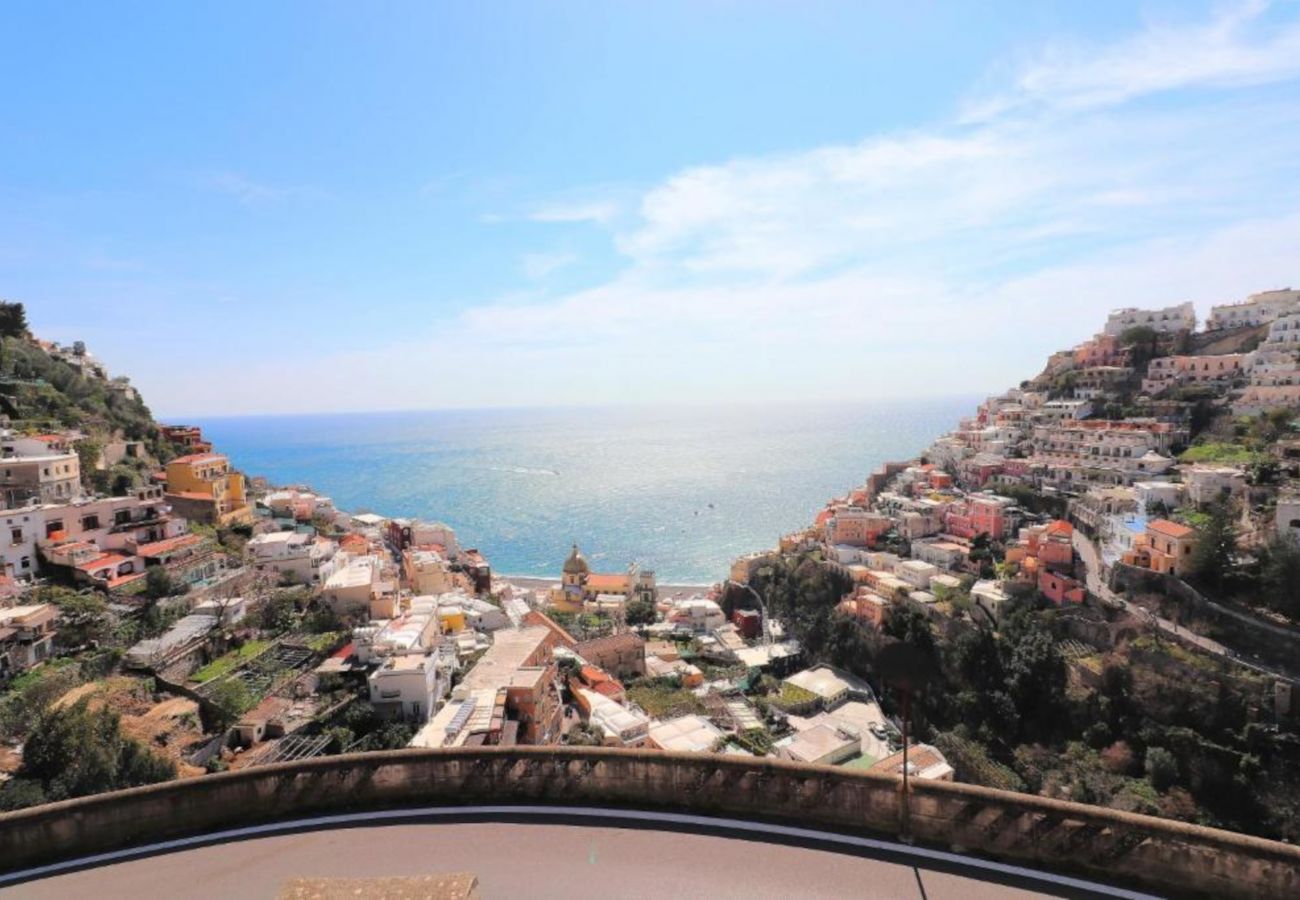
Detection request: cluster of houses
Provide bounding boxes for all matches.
[722,289,1300,646]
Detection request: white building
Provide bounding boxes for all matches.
[894,559,939,590]
[582,689,650,746]
[669,597,724,632]
[909,539,967,571]
[1206,289,1300,331]
[784,665,872,710]
[647,715,724,753]
[971,580,1010,623]
[354,595,450,664]
[322,554,383,616]
[1102,301,1196,337]
[1133,481,1184,516]
[0,488,185,581]
[0,603,57,675]
[403,547,456,594]
[263,489,337,522]
[247,531,338,584]
[0,452,82,507]
[368,651,446,722]
[1184,466,1247,506]
[778,724,860,766]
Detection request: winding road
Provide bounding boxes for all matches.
[1071,530,1229,656]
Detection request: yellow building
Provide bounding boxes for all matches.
[164,453,253,525]
[437,605,466,633]
[550,544,656,613]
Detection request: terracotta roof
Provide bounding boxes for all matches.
[76,553,133,572]
[339,534,369,551]
[106,571,147,589]
[585,573,630,592]
[1148,519,1194,539]
[592,679,625,699]
[522,609,577,647]
[1045,520,1073,537]
[575,633,645,657]
[166,491,213,501]
[170,452,225,465]
[136,533,206,557]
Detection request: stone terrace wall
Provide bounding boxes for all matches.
[1,747,1297,898]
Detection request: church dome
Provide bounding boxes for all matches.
[563,543,590,575]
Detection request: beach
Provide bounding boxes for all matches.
[498,574,714,599]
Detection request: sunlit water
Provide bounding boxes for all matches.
[193,398,974,583]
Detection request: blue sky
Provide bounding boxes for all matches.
[2,1,1299,416]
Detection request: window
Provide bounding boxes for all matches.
[82,514,100,530]
[10,528,20,545]
[45,520,63,537]
[20,557,30,570]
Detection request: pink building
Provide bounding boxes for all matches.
[1038,569,1086,604]
[838,587,889,627]
[1073,334,1128,368]
[944,495,1015,540]
[826,508,892,547]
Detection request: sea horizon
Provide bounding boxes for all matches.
[191,395,980,584]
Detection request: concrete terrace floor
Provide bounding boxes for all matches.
[6,821,1048,899]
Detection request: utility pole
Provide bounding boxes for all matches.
[878,641,938,846]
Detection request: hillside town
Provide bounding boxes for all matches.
[2,293,1300,843]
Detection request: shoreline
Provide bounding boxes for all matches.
[497,573,716,597]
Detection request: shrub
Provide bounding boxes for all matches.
[1145,746,1178,792]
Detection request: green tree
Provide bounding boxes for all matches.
[143,566,176,600]
[1003,622,1066,738]
[825,612,876,677]
[34,585,109,647]
[1186,497,1238,593]
[0,301,29,338]
[1259,537,1300,618]
[258,589,301,632]
[1145,746,1179,792]
[624,597,657,626]
[206,678,255,729]
[0,777,47,811]
[563,721,605,746]
[1118,325,1159,368]
[19,700,174,803]
[72,438,104,491]
[883,604,936,659]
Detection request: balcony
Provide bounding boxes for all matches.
[109,512,170,534]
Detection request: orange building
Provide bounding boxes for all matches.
[164,453,253,525]
[1123,519,1196,577]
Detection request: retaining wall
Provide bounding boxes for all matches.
[1,746,1297,898]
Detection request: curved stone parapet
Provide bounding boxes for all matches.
[0,746,1296,898]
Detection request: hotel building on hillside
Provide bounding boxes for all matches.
[1205,288,1300,331]
[163,452,253,525]
[1101,301,1196,337]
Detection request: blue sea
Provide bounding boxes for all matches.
[192,398,975,584]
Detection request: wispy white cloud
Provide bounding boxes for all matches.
[196,171,294,208]
[962,0,1300,121]
[529,200,621,225]
[152,2,1300,414]
[520,251,577,280]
